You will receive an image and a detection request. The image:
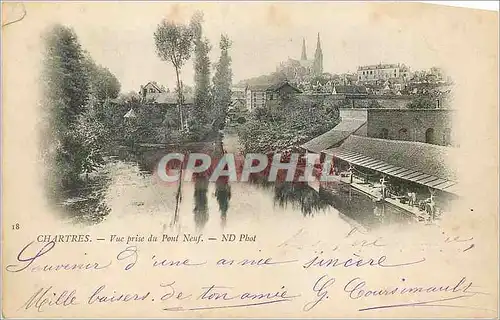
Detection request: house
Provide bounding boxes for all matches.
[153,92,194,106]
[227,99,248,125]
[231,87,246,102]
[140,81,166,101]
[245,83,269,111]
[357,63,411,82]
[138,81,195,131]
[245,81,302,111]
[140,81,194,107]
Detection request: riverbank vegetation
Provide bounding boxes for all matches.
[41,11,233,206]
[41,24,122,202]
[237,95,340,153]
[154,12,233,142]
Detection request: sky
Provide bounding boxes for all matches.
[10,2,497,92]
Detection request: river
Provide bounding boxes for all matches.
[60,134,415,233]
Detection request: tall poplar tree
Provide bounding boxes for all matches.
[190,11,212,127]
[212,35,233,130]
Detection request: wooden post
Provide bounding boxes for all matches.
[348,163,353,184]
[427,187,436,221]
[380,175,387,199]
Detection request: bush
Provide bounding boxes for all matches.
[237,95,339,153]
[407,95,437,109]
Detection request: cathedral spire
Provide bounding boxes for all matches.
[313,32,323,75]
[301,37,307,60]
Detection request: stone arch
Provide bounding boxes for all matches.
[425,128,435,144]
[398,128,409,140]
[380,128,389,139]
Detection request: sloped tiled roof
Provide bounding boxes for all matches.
[266,81,302,93]
[144,81,165,92]
[228,99,246,111]
[325,135,458,182]
[149,92,194,105]
[301,118,366,153]
[247,83,275,91]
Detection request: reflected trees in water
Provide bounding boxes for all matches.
[215,177,231,228]
[247,175,329,216]
[193,175,209,231]
[62,169,112,225]
[273,182,330,216]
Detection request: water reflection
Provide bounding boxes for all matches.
[215,177,231,229]
[246,175,330,217]
[319,183,412,229]
[59,151,412,231]
[193,175,209,232]
[61,169,112,225]
[274,182,329,216]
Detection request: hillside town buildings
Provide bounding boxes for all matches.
[357,63,411,82]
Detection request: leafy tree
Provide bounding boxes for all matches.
[212,35,233,130]
[41,24,91,196]
[84,55,121,102]
[74,99,109,177]
[41,24,127,202]
[154,20,194,129]
[237,95,339,153]
[407,94,438,109]
[190,12,212,128]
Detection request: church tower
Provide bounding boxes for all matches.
[301,38,307,60]
[313,33,323,75]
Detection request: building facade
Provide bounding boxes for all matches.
[301,108,460,220]
[140,81,166,101]
[357,63,410,82]
[245,84,268,111]
[245,81,302,111]
[338,108,454,146]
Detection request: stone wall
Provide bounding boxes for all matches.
[366,109,455,146]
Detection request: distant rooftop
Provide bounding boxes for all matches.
[146,92,194,105]
[358,63,409,71]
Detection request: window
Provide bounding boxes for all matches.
[425,128,435,144]
[398,128,409,140]
[149,88,155,93]
[380,128,389,139]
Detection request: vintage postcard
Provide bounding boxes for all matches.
[1,1,499,318]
